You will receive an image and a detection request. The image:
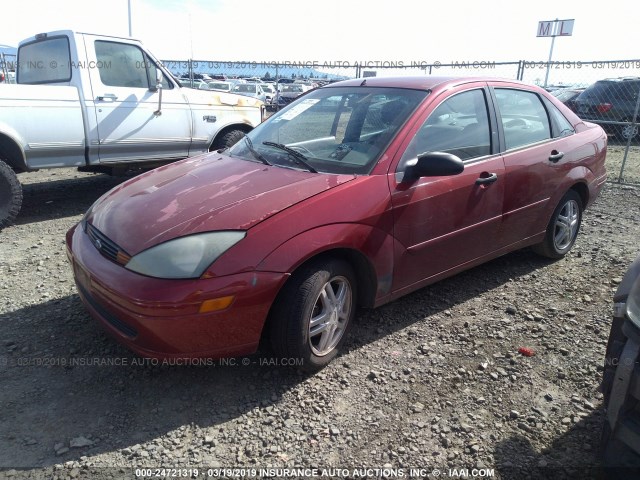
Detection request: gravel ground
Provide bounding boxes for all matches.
[1,156,640,480]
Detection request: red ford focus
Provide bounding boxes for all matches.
[66,77,607,371]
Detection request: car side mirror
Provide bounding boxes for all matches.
[404,152,464,180]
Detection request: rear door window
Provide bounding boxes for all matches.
[495,89,551,149]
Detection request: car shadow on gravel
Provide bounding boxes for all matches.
[15,174,128,226]
[0,294,313,469]
[492,409,613,480]
[0,249,557,469]
[343,248,557,356]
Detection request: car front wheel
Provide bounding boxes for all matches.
[270,259,357,372]
[533,189,583,259]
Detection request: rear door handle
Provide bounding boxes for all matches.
[549,150,564,163]
[97,93,118,101]
[475,173,498,185]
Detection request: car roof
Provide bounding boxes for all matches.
[328,76,531,91]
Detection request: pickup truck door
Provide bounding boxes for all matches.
[85,39,192,163]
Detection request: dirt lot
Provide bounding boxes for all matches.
[605,143,640,185]
[1,149,639,480]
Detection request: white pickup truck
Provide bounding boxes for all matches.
[0,30,265,229]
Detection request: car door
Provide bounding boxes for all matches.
[491,86,576,246]
[390,86,506,294]
[86,38,192,163]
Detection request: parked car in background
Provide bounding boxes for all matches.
[260,83,276,103]
[278,83,306,104]
[573,77,640,141]
[0,70,15,84]
[552,87,585,113]
[201,81,232,92]
[232,82,268,102]
[601,252,640,470]
[178,78,207,89]
[67,76,606,372]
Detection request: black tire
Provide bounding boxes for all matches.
[270,259,357,372]
[600,407,640,475]
[532,189,583,259]
[210,129,246,150]
[0,159,22,230]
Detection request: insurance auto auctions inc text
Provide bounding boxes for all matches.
[135,467,496,479]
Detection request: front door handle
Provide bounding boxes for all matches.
[475,173,498,185]
[97,93,118,101]
[549,150,564,163]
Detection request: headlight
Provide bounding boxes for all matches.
[125,231,245,279]
[628,274,640,328]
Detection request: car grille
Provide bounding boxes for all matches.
[77,282,138,338]
[84,222,131,266]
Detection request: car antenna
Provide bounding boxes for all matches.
[360,79,367,86]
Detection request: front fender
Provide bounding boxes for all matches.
[256,223,395,302]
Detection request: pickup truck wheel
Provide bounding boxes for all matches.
[211,130,245,150]
[0,160,22,230]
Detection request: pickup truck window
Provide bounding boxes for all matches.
[17,36,71,84]
[95,41,149,88]
[95,40,172,90]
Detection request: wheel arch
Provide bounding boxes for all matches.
[0,132,28,173]
[569,181,589,209]
[259,246,380,350]
[209,123,253,151]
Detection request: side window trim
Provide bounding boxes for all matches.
[541,96,575,138]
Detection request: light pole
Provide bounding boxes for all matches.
[128,0,133,37]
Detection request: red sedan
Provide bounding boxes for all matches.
[66,77,607,371]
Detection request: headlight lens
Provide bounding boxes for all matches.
[125,231,245,279]
[628,274,640,327]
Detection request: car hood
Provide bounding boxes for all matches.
[87,154,355,255]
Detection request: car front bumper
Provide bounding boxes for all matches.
[66,223,288,359]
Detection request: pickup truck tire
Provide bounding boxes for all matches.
[0,160,22,230]
[211,130,245,150]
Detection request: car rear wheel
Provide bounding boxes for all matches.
[270,259,357,372]
[532,189,582,259]
[618,122,639,142]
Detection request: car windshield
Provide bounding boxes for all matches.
[235,84,256,93]
[553,89,580,102]
[228,86,428,174]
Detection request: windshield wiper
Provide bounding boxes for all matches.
[262,141,318,173]
[243,135,271,166]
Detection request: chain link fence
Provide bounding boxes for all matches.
[161,58,639,185]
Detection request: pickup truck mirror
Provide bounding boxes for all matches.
[153,69,163,116]
[155,69,163,90]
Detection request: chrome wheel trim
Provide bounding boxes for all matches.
[621,124,639,140]
[553,199,580,251]
[308,275,352,357]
